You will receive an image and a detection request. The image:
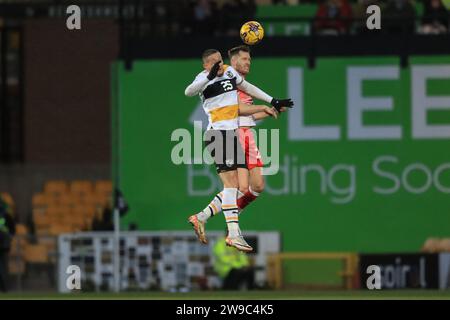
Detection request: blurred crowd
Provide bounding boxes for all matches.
[135,0,258,36]
[180,0,257,36]
[315,0,449,35]
[149,0,449,36]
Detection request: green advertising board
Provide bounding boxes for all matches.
[113,56,450,253]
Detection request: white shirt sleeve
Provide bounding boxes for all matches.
[237,80,273,104]
[185,72,209,97]
[232,67,244,85]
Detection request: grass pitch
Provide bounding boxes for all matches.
[1,290,450,300]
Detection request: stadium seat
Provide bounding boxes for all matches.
[95,180,112,195]
[93,193,110,208]
[34,214,51,228]
[23,243,53,287]
[32,193,50,208]
[38,237,57,255]
[32,207,46,220]
[46,205,70,219]
[10,236,27,255]
[8,258,25,275]
[32,180,112,237]
[44,180,68,195]
[78,193,98,206]
[35,227,51,237]
[32,193,58,208]
[16,223,28,236]
[54,193,77,207]
[70,180,93,195]
[9,233,28,274]
[72,205,96,218]
[70,216,87,231]
[24,244,49,264]
[49,224,73,236]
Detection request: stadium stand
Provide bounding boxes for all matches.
[1,181,113,290]
[31,180,112,236]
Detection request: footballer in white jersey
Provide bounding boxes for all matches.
[197,45,293,233]
[190,64,244,131]
[184,49,293,252]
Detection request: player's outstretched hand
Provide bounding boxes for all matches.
[264,106,278,119]
[271,98,294,112]
[207,61,221,80]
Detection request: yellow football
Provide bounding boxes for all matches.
[240,21,264,45]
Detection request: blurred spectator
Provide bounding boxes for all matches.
[213,236,255,290]
[155,0,257,37]
[92,203,114,231]
[0,196,16,293]
[92,190,128,231]
[220,0,244,35]
[420,0,448,34]
[382,0,416,34]
[180,1,196,35]
[243,0,257,22]
[214,0,255,35]
[190,0,217,35]
[315,0,353,35]
[144,1,170,36]
[353,0,383,33]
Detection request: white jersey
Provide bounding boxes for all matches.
[190,65,243,130]
[185,65,273,130]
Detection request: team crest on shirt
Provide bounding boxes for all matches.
[226,71,233,78]
[225,159,234,167]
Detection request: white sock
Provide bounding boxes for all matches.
[196,192,223,222]
[222,188,240,237]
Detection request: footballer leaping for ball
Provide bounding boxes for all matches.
[184,49,293,252]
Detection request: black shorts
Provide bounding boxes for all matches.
[204,129,247,174]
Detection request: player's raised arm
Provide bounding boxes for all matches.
[184,73,209,97]
[237,80,294,112]
[184,61,221,97]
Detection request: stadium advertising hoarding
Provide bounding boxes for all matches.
[360,253,450,290]
[359,253,439,289]
[114,55,450,252]
[439,253,450,290]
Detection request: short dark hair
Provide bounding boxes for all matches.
[202,49,219,62]
[228,45,250,59]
